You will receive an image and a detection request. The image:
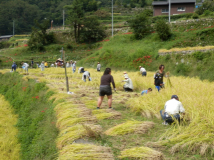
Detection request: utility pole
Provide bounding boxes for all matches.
[13,20,15,36]
[63,10,65,30]
[62,47,69,92]
[169,0,171,23]
[112,0,114,37]
[51,20,53,30]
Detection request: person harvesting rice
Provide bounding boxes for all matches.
[139,66,147,77]
[160,95,185,125]
[97,68,116,109]
[82,71,91,82]
[122,75,133,92]
[154,64,166,92]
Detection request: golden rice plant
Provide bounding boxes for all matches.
[0,95,20,160]
[58,144,114,160]
[159,45,214,53]
[104,120,155,136]
[119,146,164,160]
[57,124,102,149]
[92,109,121,120]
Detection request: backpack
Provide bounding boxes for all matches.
[154,73,162,86]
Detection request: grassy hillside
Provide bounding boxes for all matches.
[77,22,214,81]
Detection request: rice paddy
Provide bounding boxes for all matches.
[3,66,214,159]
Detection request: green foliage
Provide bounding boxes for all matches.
[0,41,11,49]
[175,63,191,76]
[128,12,152,39]
[0,72,58,160]
[66,0,85,42]
[28,20,56,51]
[142,9,153,17]
[195,1,214,15]
[0,0,39,35]
[94,10,110,19]
[80,16,106,43]
[203,10,211,16]
[155,19,171,41]
[152,13,194,22]
[192,13,199,19]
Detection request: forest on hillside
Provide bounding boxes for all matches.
[0,0,151,35]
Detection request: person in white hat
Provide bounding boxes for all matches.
[139,66,147,76]
[122,75,133,92]
[123,72,128,77]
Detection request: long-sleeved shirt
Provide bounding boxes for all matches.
[73,63,76,70]
[97,64,101,69]
[164,99,185,115]
[100,74,115,88]
[40,63,45,68]
[123,78,133,89]
[140,68,146,73]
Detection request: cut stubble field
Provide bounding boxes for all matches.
[2,67,214,160]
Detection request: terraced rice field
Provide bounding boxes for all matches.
[2,67,214,160]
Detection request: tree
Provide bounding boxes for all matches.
[28,19,55,51]
[154,19,171,41]
[66,0,84,42]
[128,12,152,39]
[80,16,106,43]
[139,0,146,7]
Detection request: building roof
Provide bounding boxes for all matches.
[152,0,196,5]
[0,35,13,39]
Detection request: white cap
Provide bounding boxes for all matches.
[124,75,129,79]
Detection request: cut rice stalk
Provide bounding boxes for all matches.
[58,144,114,160]
[119,146,164,160]
[105,121,155,136]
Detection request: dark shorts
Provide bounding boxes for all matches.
[99,85,112,96]
[142,72,147,76]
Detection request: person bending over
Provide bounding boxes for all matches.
[139,66,147,77]
[82,71,91,82]
[160,95,185,125]
[122,75,133,92]
[141,88,152,95]
[97,68,116,109]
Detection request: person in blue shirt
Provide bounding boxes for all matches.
[11,62,17,71]
[141,88,152,95]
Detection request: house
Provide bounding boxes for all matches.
[152,0,196,16]
[0,35,13,42]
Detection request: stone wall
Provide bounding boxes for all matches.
[158,49,214,56]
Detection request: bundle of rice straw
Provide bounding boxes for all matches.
[104,121,155,136]
[119,146,164,160]
[58,144,114,160]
